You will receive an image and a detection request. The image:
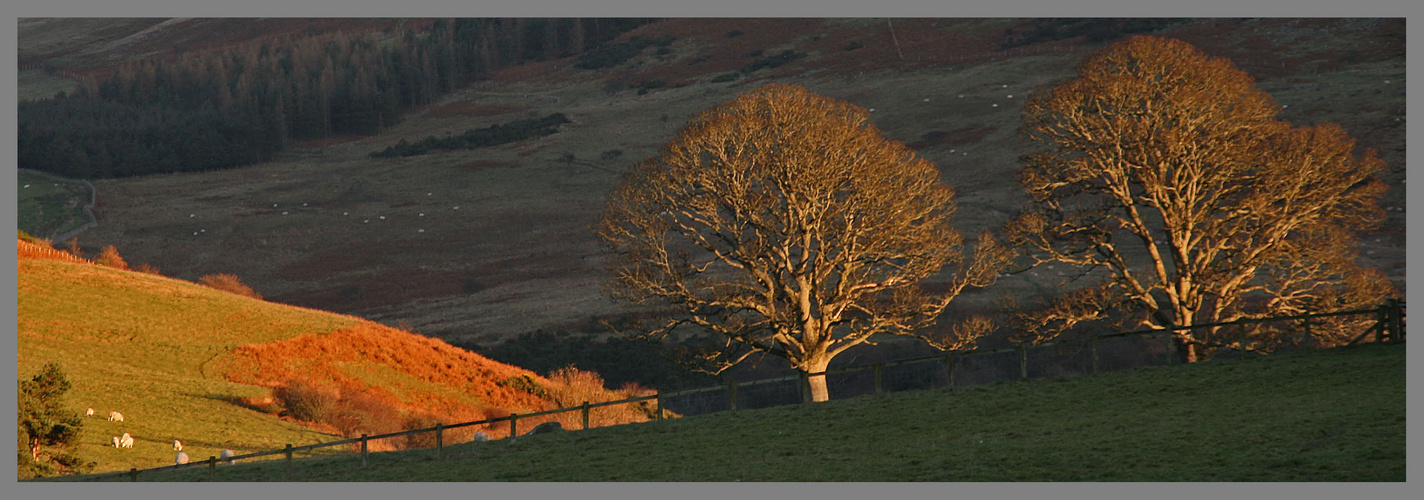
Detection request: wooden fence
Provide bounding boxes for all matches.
[78,299,1403,481]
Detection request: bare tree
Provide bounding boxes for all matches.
[596,83,1011,401]
[1008,36,1391,361]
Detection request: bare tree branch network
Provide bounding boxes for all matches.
[596,83,1012,401]
[1008,36,1394,362]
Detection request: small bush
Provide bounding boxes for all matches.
[843,41,865,51]
[132,262,162,275]
[273,380,340,423]
[725,30,744,38]
[655,46,672,56]
[402,412,443,449]
[600,149,624,161]
[197,273,263,300]
[741,49,805,73]
[327,389,403,439]
[497,374,549,399]
[93,245,128,270]
[370,114,571,159]
[710,73,740,83]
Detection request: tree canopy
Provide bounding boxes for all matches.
[18,363,92,478]
[1009,36,1392,361]
[597,83,1010,401]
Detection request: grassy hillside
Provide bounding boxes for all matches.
[17,171,92,240]
[17,240,649,475]
[28,18,1401,347]
[55,341,1404,482]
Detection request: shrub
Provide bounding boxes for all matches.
[741,49,805,73]
[497,374,549,399]
[132,262,162,275]
[93,245,128,270]
[197,273,263,299]
[843,41,865,51]
[326,388,403,439]
[725,30,744,38]
[710,73,740,83]
[273,380,340,423]
[401,412,443,449]
[370,113,571,159]
[600,149,624,161]
[18,362,93,478]
[545,366,610,408]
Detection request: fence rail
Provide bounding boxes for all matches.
[77,300,1403,482]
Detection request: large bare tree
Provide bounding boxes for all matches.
[596,83,1011,401]
[1008,36,1391,361]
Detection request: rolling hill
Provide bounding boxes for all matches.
[17,239,651,475]
[17,18,1404,348]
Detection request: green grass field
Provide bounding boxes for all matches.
[17,170,93,240]
[54,341,1404,482]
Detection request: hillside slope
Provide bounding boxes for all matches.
[27,18,1407,346]
[17,240,645,475]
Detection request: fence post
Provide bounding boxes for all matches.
[655,393,664,421]
[582,401,591,430]
[728,380,738,415]
[284,444,294,479]
[1090,336,1100,374]
[436,423,444,461]
[361,434,369,467]
[1375,304,1388,343]
[1019,345,1029,380]
[509,414,518,445]
[945,354,956,390]
[129,467,138,482]
[1390,299,1404,342]
[874,362,885,397]
[208,456,216,481]
[1302,316,1312,341]
[1240,325,1250,358]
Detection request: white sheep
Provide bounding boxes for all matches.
[220,449,236,465]
[111,436,121,447]
[472,432,491,442]
[86,408,95,417]
[109,411,124,422]
[175,452,190,465]
[119,433,134,448]
[173,440,183,451]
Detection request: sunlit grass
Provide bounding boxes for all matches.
[65,342,1403,482]
[19,256,365,473]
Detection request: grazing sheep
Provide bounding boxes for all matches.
[86,408,95,417]
[108,411,124,422]
[111,436,121,447]
[472,432,491,442]
[173,440,183,451]
[175,452,190,465]
[119,433,134,448]
[220,449,236,465]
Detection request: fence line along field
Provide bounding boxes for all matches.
[55,300,1404,482]
[53,340,1404,482]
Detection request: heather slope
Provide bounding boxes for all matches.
[17,241,643,475]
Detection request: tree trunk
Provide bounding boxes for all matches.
[804,357,832,402]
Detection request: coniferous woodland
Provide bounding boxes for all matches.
[18,18,655,179]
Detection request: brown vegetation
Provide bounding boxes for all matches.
[221,322,653,440]
[197,274,263,300]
